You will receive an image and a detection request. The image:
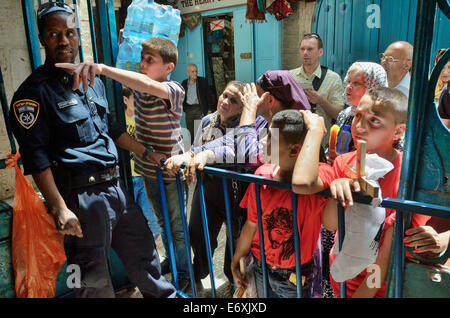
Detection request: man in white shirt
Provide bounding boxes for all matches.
[380,41,413,98]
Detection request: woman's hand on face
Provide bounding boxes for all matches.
[239,83,270,114]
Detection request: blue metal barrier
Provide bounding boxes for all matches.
[153,163,450,298]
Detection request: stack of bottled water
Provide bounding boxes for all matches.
[116,0,181,71]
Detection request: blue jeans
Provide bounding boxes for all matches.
[253,257,313,298]
[133,176,161,240]
[143,177,190,278]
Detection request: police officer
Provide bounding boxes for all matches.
[9,2,175,298]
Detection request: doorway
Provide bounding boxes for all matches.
[202,13,235,101]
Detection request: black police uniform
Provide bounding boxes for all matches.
[9,59,176,298]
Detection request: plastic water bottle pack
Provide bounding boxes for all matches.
[116,0,181,71]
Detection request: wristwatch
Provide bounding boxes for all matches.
[141,145,155,159]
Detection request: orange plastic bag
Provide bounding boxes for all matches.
[6,152,66,298]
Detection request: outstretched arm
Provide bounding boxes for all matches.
[55,62,169,99]
[114,132,167,166]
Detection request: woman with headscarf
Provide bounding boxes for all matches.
[336,62,388,129]
[165,71,311,294]
[164,80,265,294]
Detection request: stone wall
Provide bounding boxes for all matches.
[281,0,317,70]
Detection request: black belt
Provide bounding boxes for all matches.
[71,166,120,189]
[254,256,314,280]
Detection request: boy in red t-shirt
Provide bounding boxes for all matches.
[296,87,430,298]
[231,109,333,298]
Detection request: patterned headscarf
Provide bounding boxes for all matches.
[256,70,311,110]
[343,62,388,106]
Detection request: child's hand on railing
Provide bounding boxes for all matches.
[330,177,361,207]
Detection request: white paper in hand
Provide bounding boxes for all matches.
[330,154,393,282]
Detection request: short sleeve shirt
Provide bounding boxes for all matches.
[9,59,119,175]
[240,163,334,268]
[133,81,185,181]
[328,151,430,298]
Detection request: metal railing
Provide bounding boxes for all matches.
[153,164,450,298]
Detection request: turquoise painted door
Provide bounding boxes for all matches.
[233,7,282,82]
[174,6,282,84]
[171,23,205,83]
[254,13,282,79]
[233,8,254,82]
[314,0,450,78]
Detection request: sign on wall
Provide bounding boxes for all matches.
[175,0,246,15]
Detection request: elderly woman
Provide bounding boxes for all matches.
[336,62,388,128]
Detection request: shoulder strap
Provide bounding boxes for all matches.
[312,65,328,91]
[310,65,328,112]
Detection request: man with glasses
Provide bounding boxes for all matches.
[9,2,176,298]
[289,33,344,148]
[380,41,413,98]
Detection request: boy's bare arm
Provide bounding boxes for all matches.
[352,226,393,298]
[292,110,327,194]
[231,220,257,288]
[322,198,338,231]
[55,62,169,99]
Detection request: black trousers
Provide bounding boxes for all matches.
[188,175,247,283]
[63,178,177,298]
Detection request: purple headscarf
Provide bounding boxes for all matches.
[256,70,311,110]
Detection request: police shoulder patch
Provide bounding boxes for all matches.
[13,99,40,129]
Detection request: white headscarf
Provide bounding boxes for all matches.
[343,62,388,107]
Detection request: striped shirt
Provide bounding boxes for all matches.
[134,81,185,181]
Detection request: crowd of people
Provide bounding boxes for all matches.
[8,2,449,298]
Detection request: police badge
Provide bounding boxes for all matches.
[13,99,40,129]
